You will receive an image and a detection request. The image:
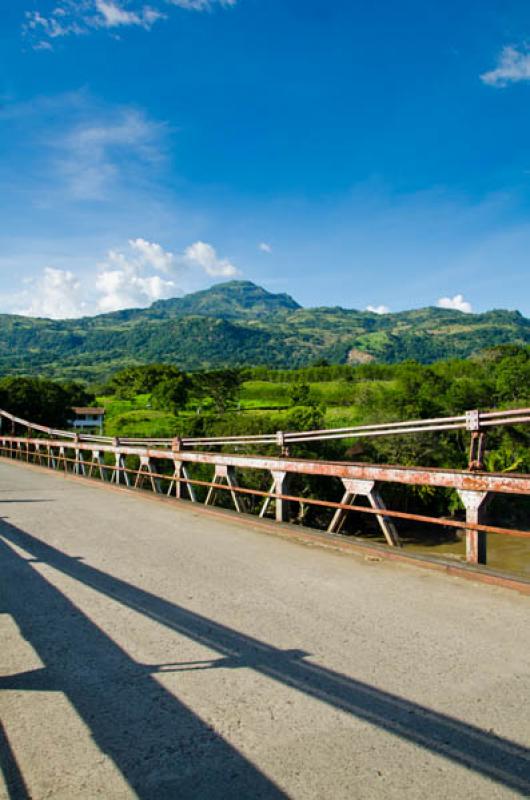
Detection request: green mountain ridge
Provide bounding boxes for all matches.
[1,280,529,381]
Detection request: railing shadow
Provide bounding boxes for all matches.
[1,519,530,795]
[0,529,286,799]
[0,721,30,800]
[0,500,52,504]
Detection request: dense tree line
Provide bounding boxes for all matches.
[0,377,94,428]
[2,345,529,437]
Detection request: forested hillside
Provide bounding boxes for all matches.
[1,281,529,381]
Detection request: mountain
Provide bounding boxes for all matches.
[97,281,300,322]
[0,281,529,381]
[151,280,301,319]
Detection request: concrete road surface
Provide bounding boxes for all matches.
[0,460,529,799]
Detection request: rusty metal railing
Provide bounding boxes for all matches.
[1,433,529,572]
[1,406,530,453]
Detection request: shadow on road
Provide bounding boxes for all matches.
[0,721,30,800]
[0,526,286,800]
[1,518,529,796]
[0,499,52,504]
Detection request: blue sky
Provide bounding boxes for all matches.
[1,0,530,317]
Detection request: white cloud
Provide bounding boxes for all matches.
[437,293,472,313]
[95,264,176,312]
[141,6,167,26]
[8,237,240,318]
[24,0,236,47]
[366,304,389,314]
[184,241,240,277]
[0,91,169,217]
[259,242,272,253]
[96,244,177,311]
[24,8,84,40]
[95,238,238,311]
[481,46,530,87]
[56,106,165,200]
[33,40,54,51]
[94,0,164,28]
[166,0,237,8]
[129,238,175,272]
[19,267,87,319]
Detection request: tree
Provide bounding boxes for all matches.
[286,404,325,432]
[444,377,494,413]
[495,352,530,403]
[151,376,189,414]
[107,364,187,399]
[288,382,313,407]
[0,377,95,428]
[192,369,243,413]
[392,363,450,418]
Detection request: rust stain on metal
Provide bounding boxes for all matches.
[2,416,530,581]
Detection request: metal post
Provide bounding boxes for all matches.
[259,470,289,522]
[168,461,183,498]
[73,436,85,476]
[58,446,67,471]
[457,490,490,565]
[135,456,161,493]
[466,409,486,471]
[205,465,243,513]
[89,450,107,481]
[111,439,130,487]
[167,460,196,502]
[113,453,130,486]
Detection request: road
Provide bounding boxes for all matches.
[1,460,529,799]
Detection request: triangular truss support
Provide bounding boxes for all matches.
[259,471,289,522]
[167,461,196,502]
[327,478,400,547]
[204,465,243,513]
[134,455,161,493]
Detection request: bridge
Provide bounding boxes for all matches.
[1,407,530,797]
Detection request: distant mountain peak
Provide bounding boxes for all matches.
[150,280,301,319]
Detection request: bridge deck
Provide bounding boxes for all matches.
[1,461,529,799]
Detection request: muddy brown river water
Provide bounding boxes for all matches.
[407,535,530,579]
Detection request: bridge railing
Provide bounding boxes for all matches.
[2,406,530,456]
[1,432,529,571]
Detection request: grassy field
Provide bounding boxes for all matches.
[97,378,390,437]
[97,394,181,437]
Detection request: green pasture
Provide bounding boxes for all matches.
[98,379,375,439]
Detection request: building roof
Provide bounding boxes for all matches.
[72,407,105,415]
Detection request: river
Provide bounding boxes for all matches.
[406,535,530,579]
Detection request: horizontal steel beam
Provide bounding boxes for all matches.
[2,442,530,543]
[3,405,530,449]
[3,437,530,496]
